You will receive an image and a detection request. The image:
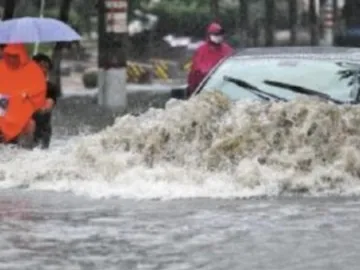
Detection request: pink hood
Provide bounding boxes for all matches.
[187,22,233,95]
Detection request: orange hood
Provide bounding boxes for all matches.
[3,44,29,68]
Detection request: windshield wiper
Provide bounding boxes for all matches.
[263,80,344,105]
[223,76,287,102]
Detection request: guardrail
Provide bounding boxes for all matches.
[127,61,152,83]
[82,59,190,88]
[127,59,186,83]
[182,59,192,73]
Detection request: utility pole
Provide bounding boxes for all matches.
[97,0,128,112]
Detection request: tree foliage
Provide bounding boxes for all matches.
[5,0,292,39]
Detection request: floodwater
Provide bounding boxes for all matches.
[1,92,360,269]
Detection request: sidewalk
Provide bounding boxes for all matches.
[61,72,182,97]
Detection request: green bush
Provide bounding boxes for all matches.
[146,4,238,39]
[129,0,290,50]
[82,69,98,89]
[128,3,238,56]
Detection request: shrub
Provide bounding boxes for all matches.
[82,69,98,89]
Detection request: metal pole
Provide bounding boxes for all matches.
[98,0,128,112]
[323,0,334,46]
[33,0,46,55]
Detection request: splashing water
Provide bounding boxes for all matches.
[2,91,360,199]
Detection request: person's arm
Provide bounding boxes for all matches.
[40,98,55,112]
[38,82,59,113]
[187,48,205,96]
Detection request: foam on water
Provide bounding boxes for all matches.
[2,91,360,199]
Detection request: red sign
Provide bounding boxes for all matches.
[105,0,127,33]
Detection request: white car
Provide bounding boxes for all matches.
[172,46,360,104]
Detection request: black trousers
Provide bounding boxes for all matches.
[34,124,52,149]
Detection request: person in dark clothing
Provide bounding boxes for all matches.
[32,53,60,149]
[0,44,4,59]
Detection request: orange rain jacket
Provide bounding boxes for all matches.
[0,44,46,142]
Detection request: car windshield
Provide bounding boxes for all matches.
[198,57,360,102]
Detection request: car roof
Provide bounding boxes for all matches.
[231,46,360,63]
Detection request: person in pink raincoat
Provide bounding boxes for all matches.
[187,22,234,97]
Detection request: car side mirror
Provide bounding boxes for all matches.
[170,84,187,100]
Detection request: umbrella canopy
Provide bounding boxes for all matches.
[0,17,81,44]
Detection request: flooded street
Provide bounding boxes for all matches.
[1,92,360,269]
[1,191,360,270]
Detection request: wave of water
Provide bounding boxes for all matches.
[2,91,360,199]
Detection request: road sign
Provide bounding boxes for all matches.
[105,0,127,33]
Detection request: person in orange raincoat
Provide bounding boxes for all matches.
[0,43,47,148]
